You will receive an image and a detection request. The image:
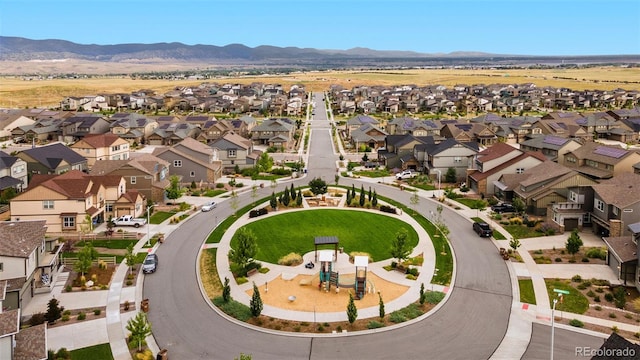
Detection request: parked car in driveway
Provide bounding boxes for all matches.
[143,254,158,273]
[473,221,493,237]
[491,203,516,213]
[201,201,217,212]
[395,170,418,180]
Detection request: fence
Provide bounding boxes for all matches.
[46,231,140,241]
[61,256,117,266]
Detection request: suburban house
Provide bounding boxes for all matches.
[467,143,547,197]
[147,123,200,146]
[16,143,88,175]
[416,138,478,183]
[152,137,223,185]
[0,112,35,139]
[519,135,583,163]
[59,115,111,143]
[196,119,233,143]
[250,118,295,148]
[210,132,261,172]
[439,122,498,146]
[534,117,590,140]
[0,219,63,311]
[90,154,170,204]
[0,307,47,360]
[379,134,435,170]
[11,118,64,145]
[349,123,388,151]
[588,172,640,238]
[562,142,640,180]
[494,161,598,216]
[601,222,640,290]
[70,133,130,168]
[0,151,28,194]
[345,115,379,138]
[10,170,143,232]
[109,113,158,145]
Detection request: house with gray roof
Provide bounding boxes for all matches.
[211,132,261,172]
[346,115,379,138]
[147,122,200,146]
[562,142,640,180]
[109,113,158,145]
[250,118,295,148]
[16,143,88,175]
[59,114,111,143]
[349,123,387,151]
[152,137,222,184]
[0,151,28,193]
[519,135,582,163]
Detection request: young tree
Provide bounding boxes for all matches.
[368,187,372,202]
[74,242,98,278]
[229,228,258,270]
[509,237,521,253]
[512,197,525,214]
[45,298,63,324]
[372,190,378,207]
[126,312,152,352]
[434,204,450,239]
[250,283,263,317]
[165,175,183,203]
[270,192,277,210]
[347,292,358,324]
[229,191,239,215]
[290,184,296,201]
[359,185,365,206]
[296,190,303,206]
[256,152,273,173]
[410,192,420,214]
[390,228,411,264]
[362,152,369,163]
[251,185,258,202]
[125,244,136,276]
[419,283,426,305]
[222,277,231,302]
[334,174,340,186]
[378,292,385,319]
[445,167,457,184]
[308,177,327,196]
[282,187,291,206]
[565,229,583,258]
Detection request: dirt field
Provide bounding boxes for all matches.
[246,272,409,313]
[2,66,639,108]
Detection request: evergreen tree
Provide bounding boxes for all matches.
[372,190,378,207]
[222,277,231,302]
[347,292,358,324]
[165,175,183,202]
[351,184,356,200]
[282,187,291,206]
[419,283,426,305]
[270,192,277,210]
[296,190,303,206]
[45,298,63,324]
[308,177,328,195]
[378,292,385,319]
[359,185,365,206]
[250,283,263,317]
[346,190,351,205]
[290,184,296,201]
[565,229,583,259]
[126,312,152,352]
[368,187,372,201]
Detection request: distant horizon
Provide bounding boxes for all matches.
[2,0,639,57]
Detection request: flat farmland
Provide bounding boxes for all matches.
[1,66,639,108]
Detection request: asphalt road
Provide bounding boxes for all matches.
[144,92,603,359]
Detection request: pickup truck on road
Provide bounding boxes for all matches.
[113,215,147,228]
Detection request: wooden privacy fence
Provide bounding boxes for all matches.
[61,256,117,266]
[46,231,140,241]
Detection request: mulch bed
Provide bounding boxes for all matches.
[44,306,107,329]
[529,247,606,265]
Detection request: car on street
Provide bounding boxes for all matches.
[473,221,493,237]
[201,201,217,212]
[491,203,516,213]
[142,254,158,273]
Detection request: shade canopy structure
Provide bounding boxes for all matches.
[314,236,338,261]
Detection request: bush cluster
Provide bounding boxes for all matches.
[277,253,303,266]
[249,207,269,218]
[585,247,607,260]
[379,205,397,214]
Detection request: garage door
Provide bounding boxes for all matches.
[564,218,579,231]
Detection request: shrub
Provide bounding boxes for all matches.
[534,249,543,255]
[586,247,607,260]
[582,280,592,287]
[571,274,582,283]
[405,274,417,280]
[389,312,406,323]
[614,286,627,309]
[94,309,101,315]
[555,258,562,262]
[594,305,602,311]
[612,326,619,333]
[577,283,588,290]
[609,313,617,318]
[126,280,133,286]
[586,290,595,298]
[367,321,385,329]
[605,293,614,302]
[569,319,584,327]
[406,267,419,276]
[55,348,70,359]
[594,296,601,302]
[216,183,225,188]
[29,313,46,326]
[63,310,71,316]
[277,253,303,266]
[61,314,70,322]
[65,285,72,292]
[249,207,269,218]
[423,291,446,304]
[77,312,86,320]
[379,205,397,214]
[581,257,589,263]
[595,288,604,293]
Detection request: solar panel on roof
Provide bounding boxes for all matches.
[593,146,628,159]
[542,136,567,146]
[456,124,473,131]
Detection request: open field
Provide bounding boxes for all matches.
[2,66,640,108]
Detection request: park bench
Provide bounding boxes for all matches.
[247,268,258,277]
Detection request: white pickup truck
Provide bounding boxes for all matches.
[395,170,418,180]
[113,215,147,228]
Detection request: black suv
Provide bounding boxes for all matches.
[473,221,493,237]
[491,203,516,213]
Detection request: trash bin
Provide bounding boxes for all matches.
[141,299,149,313]
[156,349,168,360]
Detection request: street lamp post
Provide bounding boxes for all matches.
[434,169,441,198]
[146,204,154,247]
[551,289,569,360]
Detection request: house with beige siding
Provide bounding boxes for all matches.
[70,133,130,168]
[563,142,640,180]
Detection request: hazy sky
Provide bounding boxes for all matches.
[1,0,638,56]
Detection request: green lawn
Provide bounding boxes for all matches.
[203,189,227,197]
[455,198,488,209]
[503,224,546,239]
[519,279,536,305]
[352,169,390,178]
[233,210,419,263]
[149,211,175,224]
[544,279,589,314]
[70,343,113,360]
[77,239,137,249]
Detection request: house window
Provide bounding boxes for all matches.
[12,164,24,175]
[595,199,604,212]
[43,200,54,209]
[173,160,182,167]
[106,204,113,212]
[454,157,462,163]
[613,206,619,215]
[566,157,576,163]
[0,263,2,271]
[228,150,237,158]
[569,191,577,202]
[586,160,598,168]
[516,168,525,174]
[62,216,75,229]
[111,145,120,151]
[130,176,136,184]
[190,171,195,177]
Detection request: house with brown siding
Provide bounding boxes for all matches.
[152,138,222,185]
